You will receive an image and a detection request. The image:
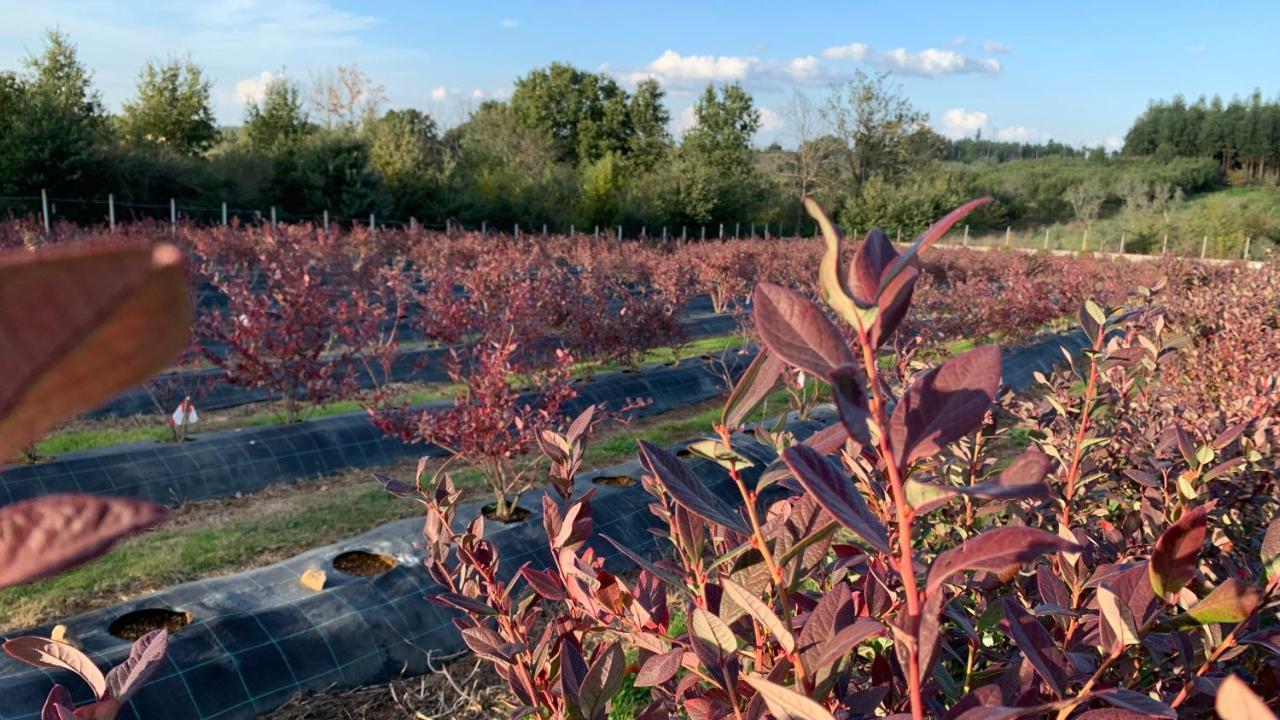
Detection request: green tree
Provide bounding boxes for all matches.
[511,63,632,165]
[291,132,389,218]
[678,83,762,224]
[120,56,218,156]
[242,75,312,156]
[823,70,931,193]
[0,30,107,197]
[366,108,445,217]
[627,78,671,170]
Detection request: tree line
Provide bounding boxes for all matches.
[1123,91,1280,184]
[0,29,1231,236]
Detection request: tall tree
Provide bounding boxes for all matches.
[779,88,839,230]
[366,108,445,216]
[243,75,313,156]
[822,70,931,192]
[678,82,762,223]
[120,56,218,156]
[0,30,107,196]
[510,63,632,164]
[627,78,672,170]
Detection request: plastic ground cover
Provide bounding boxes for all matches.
[0,350,754,509]
[0,332,1088,719]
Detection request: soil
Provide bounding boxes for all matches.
[331,551,398,577]
[107,608,191,641]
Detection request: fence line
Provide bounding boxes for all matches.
[1,191,1273,262]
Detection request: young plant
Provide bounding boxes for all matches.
[4,629,169,720]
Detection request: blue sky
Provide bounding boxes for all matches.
[2,1,1277,149]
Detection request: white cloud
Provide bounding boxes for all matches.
[994,126,1047,143]
[234,71,278,105]
[674,105,698,135]
[1105,136,1124,152]
[949,36,968,47]
[877,47,1000,76]
[499,18,519,29]
[982,40,1011,54]
[430,85,447,101]
[786,56,822,80]
[471,88,487,100]
[637,50,758,84]
[759,107,785,133]
[820,42,1000,77]
[821,42,869,61]
[941,108,988,138]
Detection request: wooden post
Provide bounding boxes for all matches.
[41,189,50,235]
[963,224,969,247]
[750,222,755,237]
[719,223,724,240]
[170,198,177,236]
[1043,227,1050,250]
[570,224,575,239]
[682,226,687,241]
[662,226,667,241]
[481,220,487,235]
[323,210,329,233]
[369,213,375,230]
[108,193,115,231]
[1119,232,1126,255]
[1081,227,1088,251]
[701,226,706,241]
[594,225,599,239]
[542,223,547,237]
[734,222,740,238]
[1162,233,1169,254]
[1244,236,1252,259]
[516,223,521,238]
[222,202,228,226]
[617,225,623,242]
[1200,235,1208,259]
[897,228,902,244]
[1005,226,1011,248]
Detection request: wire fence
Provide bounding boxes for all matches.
[1,190,1273,262]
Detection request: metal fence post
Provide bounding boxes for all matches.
[719,223,724,240]
[570,224,575,239]
[682,226,687,241]
[1162,234,1168,254]
[1200,235,1208,259]
[1081,227,1088,252]
[542,223,547,237]
[515,223,521,238]
[750,222,755,237]
[323,210,329,233]
[617,225,622,242]
[1004,226,1010,248]
[170,198,177,236]
[963,224,969,247]
[701,226,706,241]
[1043,228,1050,250]
[369,213,375,230]
[269,206,276,230]
[734,222,739,238]
[221,202,228,226]
[1244,236,1252,260]
[481,220,487,236]
[41,189,50,235]
[662,226,667,241]
[108,193,115,231]
[1119,232,1126,255]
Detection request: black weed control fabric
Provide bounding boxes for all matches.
[0,332,1087,719]
[0,349,755,509]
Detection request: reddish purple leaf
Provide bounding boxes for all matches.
[827,364,872,444]
[809,619,884,672]
[848,228,897,305]
[1150,506,1207,598]
[889,346,1002,469]
[752,282,856,378]
[870,265,920,348]
[796,582,854,672]
[1216,674,1277,720]
[459,625,523,664]
[427,592,499,616]
[926,527,1081,598]
[41,686,74,720]
[1000,597,1069,698]
[782,444,890,554]
[520,566,566,601]
[4,636,107,699]
[1075,711,1168,720]
[560,638,588,706]
[104,629,168,703]
[580,642,626,720]
[957,448,1054,501]
[638,440,748,534]
[879,197,992,291]
[1095,689,1176,718]
[722,348,785,429]
[635,648,683,687]
[0,494,168,590]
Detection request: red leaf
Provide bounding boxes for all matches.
[1000,598,1069,698]
[782,444,890,554]
[880,197,992,291]
[752,283,856,378]
[42,686,74,720]
[0,495,168,590]
[722,348,785,429]
[809,619,884,672]
[827,364,872,445]
[0,243,191,461]
[638,440,748,534]
[4,637,108,699]
[926,527,1080,598]
[579,642,626,720]
[1216,674,1277,720]
[957,448,1054,501]
[1150,506,1207,598]
[889,346,1001,469]
[104,629,168,703]
[634,648,683,687]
